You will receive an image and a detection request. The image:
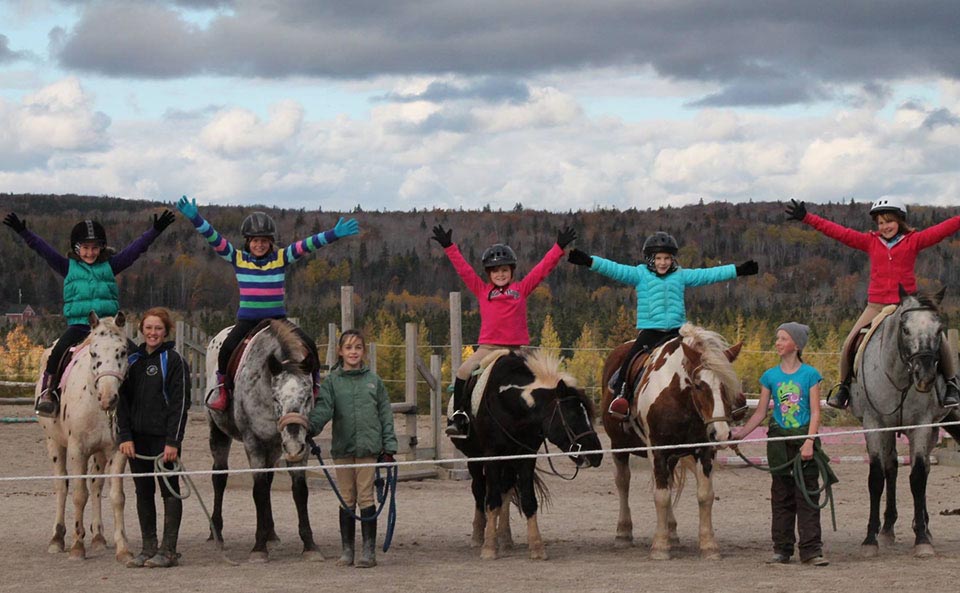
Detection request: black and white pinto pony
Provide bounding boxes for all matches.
[848,287,956,558]
[206,319,322,562]
[448,349,603,560]
[38,312,132,562]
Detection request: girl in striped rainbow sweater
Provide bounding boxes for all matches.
[176,196,360,411]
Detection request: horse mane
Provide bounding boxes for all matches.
[678,323,741,397]
[268,320,309,367]
[522,349,578,389]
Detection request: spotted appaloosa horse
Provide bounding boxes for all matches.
[601,323,743,560]
[206,319,322,562]
[38,312,132,562]
[449,349,603,560]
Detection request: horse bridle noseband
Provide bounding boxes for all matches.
[278,412,310,431]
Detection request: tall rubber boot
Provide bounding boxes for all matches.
[35,372,59,418]
[206,371,230,412]
[146,497,182,568]
[826,377,852,410]
[337,507,356,566]
[940,376,960,409]
[356,506,377,568]
[126,495,158,568]
[445,378,470,438]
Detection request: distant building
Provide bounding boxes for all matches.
[5,305,38,324]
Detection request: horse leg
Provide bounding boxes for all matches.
[909,430,936,557]
[517,460,545,560]
[469,461,486,548]
[67,449,90,560]
[498,489,514,550]
[692,457,720,560]
[862,452,886,556]
[290,465,322,561]
[650,453,673,561]
[46,439,68,553]
[208,420,231,544]
[879,450,899,545]
[613,452,633,546]
[108,451,132,562]
[87,451,107,553]
[481,462,503,560]
[265,470,279,544]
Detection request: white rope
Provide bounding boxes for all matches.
[2,419,958,484]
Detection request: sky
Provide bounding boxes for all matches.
[1,0,959,212]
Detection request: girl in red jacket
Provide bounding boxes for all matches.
[787,197,960,409]
[431,224,576,437]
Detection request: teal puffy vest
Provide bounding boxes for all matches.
[63,259,119,325]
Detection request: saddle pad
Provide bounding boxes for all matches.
[852,304,898,377]
[58,345,89,392]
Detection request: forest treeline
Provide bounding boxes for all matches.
[1,193,959,396]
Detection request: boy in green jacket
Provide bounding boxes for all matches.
[308,329,397,568]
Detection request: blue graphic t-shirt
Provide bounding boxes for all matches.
[760,363,823,429]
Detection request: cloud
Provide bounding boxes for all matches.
[379,78,531,104]
[0,34,30,64]
[50,1,960,107]
[199,100,303,155]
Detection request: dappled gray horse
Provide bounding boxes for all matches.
[206,319,322,562]
[849,287,951,557]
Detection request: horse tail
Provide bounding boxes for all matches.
[533,472,552,510]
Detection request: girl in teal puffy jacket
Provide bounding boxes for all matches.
[568,231,757,418]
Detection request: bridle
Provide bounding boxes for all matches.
[278,412,310,431]
[688,363,733,428]
[896,305,941,389]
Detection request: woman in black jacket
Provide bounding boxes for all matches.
[117,307,190,568]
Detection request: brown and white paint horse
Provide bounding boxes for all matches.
[38,312,132,562]
[601,323,743,560]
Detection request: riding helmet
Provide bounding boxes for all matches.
[241,211,278,240]
[869,197,907,219]
[70,220,107,251]
[642,232,679,258]
[481,244,517,269]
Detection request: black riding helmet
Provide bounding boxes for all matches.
[481,243,517,269]
[241,211,278,240]
[70,220,107,252]
[642,231,679,273]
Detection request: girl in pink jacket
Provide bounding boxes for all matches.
[787,197,960,409]
[431,224,576,437]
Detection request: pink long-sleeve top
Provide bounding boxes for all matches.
[443,243,564,346]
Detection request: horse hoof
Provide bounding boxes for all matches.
[302,549,324,562]
[90,534,107,552]
[914,544,935,558]
[470,538,483,549]
[879,531,895,546]
[613,535,634,549]
[497,537,514,551]
[480,548,499,561]
[48,540,65,554]
[701,549,722,561]
[529,548,548,561]
[116,551,134,564]
[68,546,86,561]
[650,549,671,561]
[248,551,269,563]
[861,544,879,558]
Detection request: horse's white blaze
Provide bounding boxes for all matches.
[700,368,730,441]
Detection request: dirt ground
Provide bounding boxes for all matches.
[2,403,960,593]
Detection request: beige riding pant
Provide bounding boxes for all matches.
[334,456,377,509]
[455,344,520,381]
[841,302,958,380]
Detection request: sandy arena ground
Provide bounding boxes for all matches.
[1,403,959,593]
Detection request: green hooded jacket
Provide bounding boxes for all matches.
[308,365,398,459]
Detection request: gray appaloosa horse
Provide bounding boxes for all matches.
[38,312,132,562]
[206,319,322,562]
[849,287,952,558]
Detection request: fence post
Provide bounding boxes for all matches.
[368,342,377,375]
[430,353,441,460]
[405,322,418,458]
[449,292,462,384]
[341,286,354,332]
[326,323,338,369]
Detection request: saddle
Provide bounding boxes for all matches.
[55,344,87,393]
[607,334,677,396]
[224,319,321,391]
[454,349,513,418]
[851,305,898,379]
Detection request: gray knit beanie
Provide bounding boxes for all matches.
[776,322,810,352]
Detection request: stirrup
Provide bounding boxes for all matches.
[940,380,960,409]
[445,410,470,439]
[825,382,849,410]
[34,389,59,418]
[608,396,630,420]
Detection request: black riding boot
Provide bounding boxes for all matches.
[356,506,377,568]
[146,497,182,568]
[337,507,356,566]
[126,495,158,568]
[940,376,960,409]
[35,372,59,418]
[445,378,470,438]
[826,377,852,410]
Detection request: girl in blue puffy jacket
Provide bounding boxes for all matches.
[568,231,757,418]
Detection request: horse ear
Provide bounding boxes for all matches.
[267,355,283,376]
[934,287,946,305]
[724,342,743,362]
[88,310,99,328]
[115,311,125,328]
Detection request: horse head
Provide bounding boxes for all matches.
[264,322,318,464]
[86,311,130,411]
[679,326,743,444]
[897,286,946,393]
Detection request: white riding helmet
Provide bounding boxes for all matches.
[869,197,907,218]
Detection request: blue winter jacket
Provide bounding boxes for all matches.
[589,257,737,330]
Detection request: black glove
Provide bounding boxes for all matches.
[153,209,176,232]
[557,226,577,249]
[3,212,26,234]
[567,249,593,267]
[379,452,396,464]
[785,199,806,221]
[431,224,453,248]
[735,260,758,277]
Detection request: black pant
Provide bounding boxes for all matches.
[218,318,279,374]
[130,434,181,500]
[45,325,91,376]
[616,328,679,397]
[771,472,822,561]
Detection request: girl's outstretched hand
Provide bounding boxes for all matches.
[785,198,806,221]
[567,249,592,267]
[3,212,26,233]
[333,217,360,238]
[431,224,453,248]
[176,195,199,219]
[735,260,759,276]
[557,226,577,249]
[153,210,176,232]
